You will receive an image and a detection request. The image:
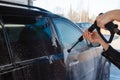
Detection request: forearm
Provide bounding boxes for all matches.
[109,9,120,22]
[96,9,120,28]
[102,45,120,69]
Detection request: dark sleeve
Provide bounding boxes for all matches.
[102,45,120,69]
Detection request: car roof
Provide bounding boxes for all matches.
[0,1,59,24]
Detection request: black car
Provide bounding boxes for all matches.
[0,1,110,80]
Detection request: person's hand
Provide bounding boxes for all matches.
[83,29,109,51]
[96,9,120,29]
[83,30,103,44]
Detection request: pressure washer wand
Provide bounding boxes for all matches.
[67,21,120,53]
[67,22,96,53]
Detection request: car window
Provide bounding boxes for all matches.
[0,25,10,66]
[1,16,65,80]
[53,18,88,50]
[4,17,57,62]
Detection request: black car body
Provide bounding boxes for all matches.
[0,1,110,80]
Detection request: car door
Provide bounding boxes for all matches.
[0,16,67,80]
[52,17,110,80]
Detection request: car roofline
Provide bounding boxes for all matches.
[0,1,59,17]
[0,1,50,13]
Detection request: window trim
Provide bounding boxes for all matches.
[0,18,15,64]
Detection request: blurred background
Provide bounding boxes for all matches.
[33,0,120,23]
